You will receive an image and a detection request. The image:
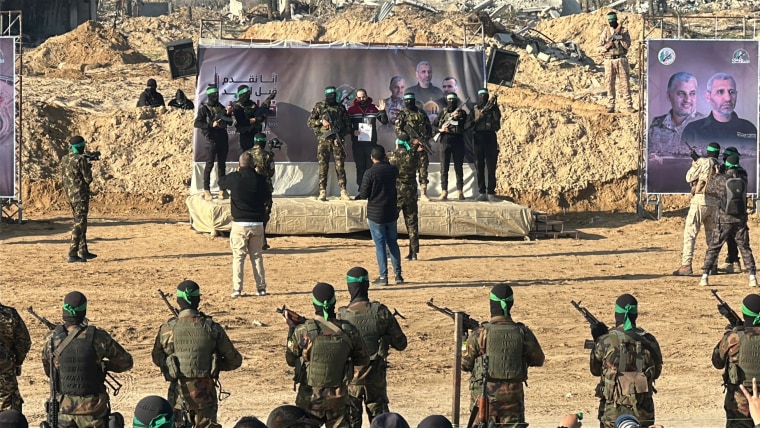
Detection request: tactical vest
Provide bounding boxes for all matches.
[474,107,499,132]
[601,330,650,407]
[171,316,216,378]
[234,100,260,134]
[204,103,226,129]
[339,303,384,359]
[57,326,106,396]
[485,323,526,381]
[402,110,427,136]
[603,27,627,57]
[440,110,464,135]
[733,331,760,388]
[305,320,351,388]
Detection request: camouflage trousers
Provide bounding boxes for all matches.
[397,184,419,253]
[724,388,754,428]
[604,57,633,109]
[598,396,654,428]
[68,199,89,257]
[347,361,389,428]
[57,393,111,428]
[295,384,349,428]
[317,138,347,191]
[171,406,220,428]
[0,372,22,412]
[167,380,220,428]
[469,380,528,428]
[418,149,429,186]
[681,201,716,266]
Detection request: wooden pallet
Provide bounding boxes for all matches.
[529,211,579,240]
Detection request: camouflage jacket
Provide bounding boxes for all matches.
[685,156,720,205]
[394,107,432,142]
[61,152,92,203]
[151,309,243,410]
[462,316,545,376]
[705,171,747,224]
[285,316,370,409]
[647,111,704,157]
[337,300,407,376]
[0,304,31,373]
[42,324,133,415]
[598,23,631,57]
[388,147,421,187]
[712,327,760,418]
[589,327,662,399]
[247,145,275,190]
[308,101,351,140]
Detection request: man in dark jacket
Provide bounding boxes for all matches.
[137,78,165,107]
[219,152,272,297]
[347,89,388,188]
[357,146,402,285]
[168,89,194,110]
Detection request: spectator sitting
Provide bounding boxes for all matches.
[168,89,194,110]
[266,405,320,428]
[370,412,410,428]
[417,415,452,428]
[137,78,165,108]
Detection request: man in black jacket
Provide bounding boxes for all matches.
[219,152,272,297]
[357,146,403,285]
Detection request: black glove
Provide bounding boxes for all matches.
[590,322,609,341]
[690,149,699,161]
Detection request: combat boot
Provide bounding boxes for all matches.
[476,193,488,201]
[699,275,709,286]
[672,264,693,276]
[203,190,213,201]
[340,189,351,201]
[405,250,417,261]
[420,185,430,202]
[455,190,465,201]
[438,190,448,201]
[67,255,86,263]
[318,189,327,201]
[219,189,229,199]
[79,251,97,260]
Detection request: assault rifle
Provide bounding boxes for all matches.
[571,300,609,350]
[682,140,700,162]
[426,298,481,337]
[392,308,406,320]
[602,17,628,48]
[465,83,505,132]
[432,97,470,143]
[467,356,489,428]
[276,305,307,326]
[320,113,343,144]
[157,289,180,318]
[403,124,433,155]
[711,289,743,328]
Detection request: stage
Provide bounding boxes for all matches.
[186,194,534,238]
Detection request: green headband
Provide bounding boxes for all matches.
[725,149,740,157]
[707,145,720,152]
[237,87,251,96]
[614,303,638,331]
[206,87,219,95]
[69,141,85,148]
[743,304,760,326]
[63,302,87,316]
[478,89,488,95]
[346,274,368,283]
[254,136,267,143]
[397,139,411,152]
[446,94,458,100]
[312,295,336,319]
[489,292,514,316]
[607,13,617,21]
[403,94,415,100]
[133,413,175,428]
[176,288,200,304]
[726,160,739,169]
[324,88,336,94]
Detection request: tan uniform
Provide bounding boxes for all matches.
[681,157,720,266]
[598,23,633,111]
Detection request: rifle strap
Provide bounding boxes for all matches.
[53,326,85,359]
[315,318,345,337]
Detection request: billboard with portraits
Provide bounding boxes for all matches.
[0,37,16,198]
[645,39,759,194]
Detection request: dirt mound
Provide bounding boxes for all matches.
[239,21,321,41]
[24,21,151,76]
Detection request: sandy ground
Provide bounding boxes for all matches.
[1,209,752,428]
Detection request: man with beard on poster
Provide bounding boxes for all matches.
[648,72,704,160]
[380,76,406,127]
[195,84,234,201]
[407,61,443,105]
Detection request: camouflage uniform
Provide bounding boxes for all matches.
[0,304,31,412]
[337,301,407,428]
[285,317,370,428]
[42,325,133,428]
[233,99,261,151]
[61,152,93,258]
[394,108,432,187]
[461,315,545,428]
[308,101,351,192]
[590,327,662,428]
[681,156,720,267]
[248,144,276,229]
[152,308,243,428]
[713,327,760,428]
[388,147,421,254]
[598,22,633,111]
[647,111,704,157]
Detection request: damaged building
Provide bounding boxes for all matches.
[0,0,98,39]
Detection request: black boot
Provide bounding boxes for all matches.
[262,235,270,250]
[79,251,97,260]
[67,255,86,263]
[405,250,417,261]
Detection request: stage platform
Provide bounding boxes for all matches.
[186,194,534,238]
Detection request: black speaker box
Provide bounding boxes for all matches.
[166,39,197,79]
[486,49,520,87]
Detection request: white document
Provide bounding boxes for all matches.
[358,123,373,142]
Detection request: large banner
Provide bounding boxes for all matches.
[0,37,16,198]
[193,45,485,165]
[646,39,759,194]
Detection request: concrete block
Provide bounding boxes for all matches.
[537,52,552,62]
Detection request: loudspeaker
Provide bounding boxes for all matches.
[486,49,520,87]
[166,39,197,79]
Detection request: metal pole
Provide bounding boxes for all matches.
[452,312,463,428]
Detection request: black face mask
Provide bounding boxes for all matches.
[609,20,618,28]
[446,99,458,111]
[238,92,250,103]
[147,86,157,94]
[325,93,337,105]
[208,93,219,104]
[478,94,488,107]
[404,99,416,110]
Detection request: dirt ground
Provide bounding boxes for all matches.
[1,209,753,428]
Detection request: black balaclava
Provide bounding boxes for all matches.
[69,136,85,155]
[614,294,638,331]
[607,12,618,28]
[147,78,157,94]
[206,85,219,104]
[175,89,187,105]
[266,405,319,428]
[707,142,721,159]
[62,291,87,326]
[312,282,336,319]
[742,294,760,328]
[369,412,410,428]
[417,415,452,428]
[176,280,201,310]
[133,395,174,428]
[346,266,370,303]
[403,92,417,110]
[324,86,338,105]
[254,133,267,149]
[445,94,459,111]
[726,155,741,170]
[489,283,514,317]
[237,85,251,103]
[724,147,741,162]
[0,410,28,428]
[477,88,489,107]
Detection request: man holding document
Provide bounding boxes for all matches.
[348,89,389,189]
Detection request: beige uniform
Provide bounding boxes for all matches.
[598,23,633,110]
[681,157,720,266]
